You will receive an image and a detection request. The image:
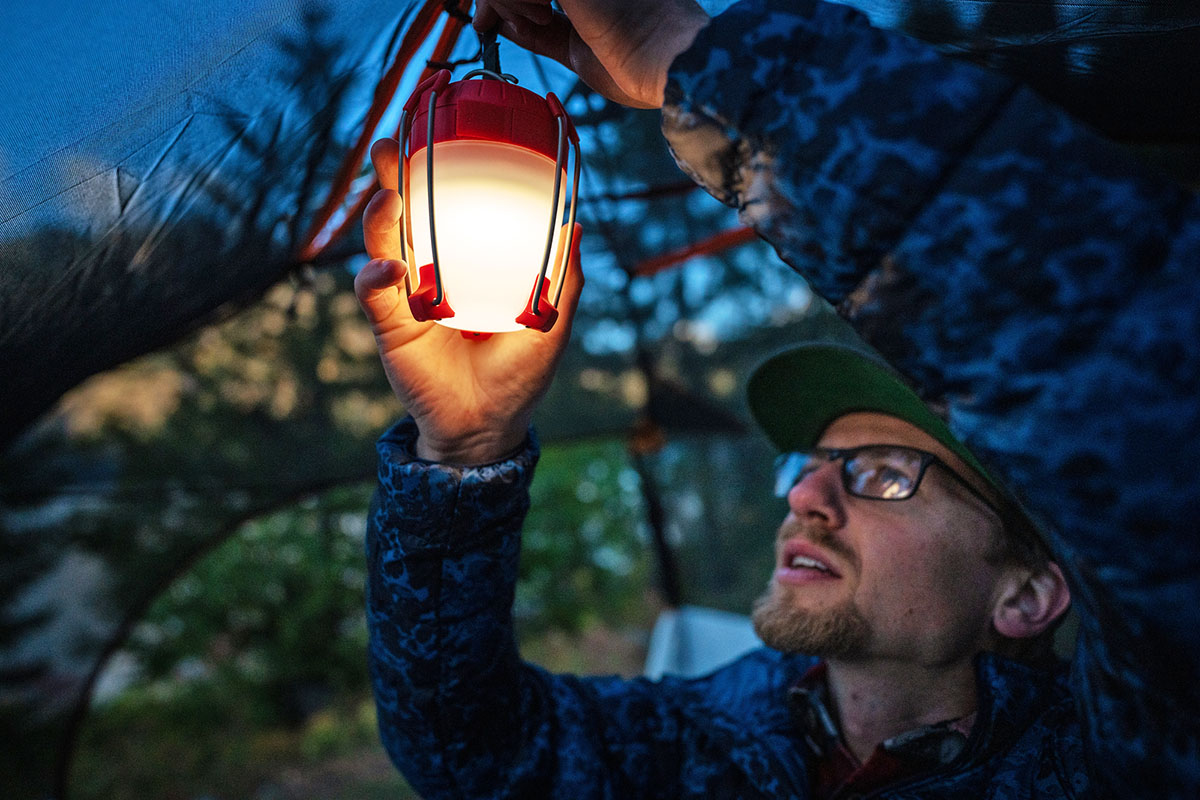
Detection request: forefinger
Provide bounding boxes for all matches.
[363,188,403,260]
[371,138,399,192]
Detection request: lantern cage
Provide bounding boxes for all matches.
[397,68,581,337]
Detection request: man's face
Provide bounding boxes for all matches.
[752,412,1009,666]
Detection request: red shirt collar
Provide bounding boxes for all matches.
[787,662,976,799]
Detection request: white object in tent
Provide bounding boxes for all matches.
[644,604,762,680]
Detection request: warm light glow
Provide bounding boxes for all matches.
[409,140,567,333]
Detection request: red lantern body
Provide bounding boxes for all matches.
[398,69,580,334]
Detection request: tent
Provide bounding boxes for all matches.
[2,1,1196,797]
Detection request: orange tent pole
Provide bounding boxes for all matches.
[631,226,759,277]
[296,0,463,262]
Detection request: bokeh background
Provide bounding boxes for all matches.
[2,1,1196,798]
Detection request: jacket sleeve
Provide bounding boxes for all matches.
[366,417,689,799]
[661,1,1200,796]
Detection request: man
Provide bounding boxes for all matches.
[358,0,1200,796]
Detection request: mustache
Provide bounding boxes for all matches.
[775,518,857,567]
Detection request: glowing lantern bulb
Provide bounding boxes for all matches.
[398,69,581,336]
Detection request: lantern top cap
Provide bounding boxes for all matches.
[405,69,577,160]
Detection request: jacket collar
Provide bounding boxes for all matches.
[962,651,1069,761]
[679,649,1068,797]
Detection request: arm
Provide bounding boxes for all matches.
[365,417,537,796]
[658,1,1200,796]
[357,140,689,797]
[366,418,700,797]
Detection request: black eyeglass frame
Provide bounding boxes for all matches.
[774,444,1002,518]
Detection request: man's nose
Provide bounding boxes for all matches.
[785,461,847,529]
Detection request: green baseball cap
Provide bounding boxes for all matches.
[747,342,1054,569]
[746,343,1000,498]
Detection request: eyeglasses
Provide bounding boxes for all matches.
[773,444,1000,516]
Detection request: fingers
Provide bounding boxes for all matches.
[370,138,399,191]
[490,12,646,108]
[364,188,404,260]
[360,140,417,336]
[473,0,500,32]
[495,9,576,68]
[474,0,554,33]
[365,138,406,261]
[354,258,408,328]
[555,223,586,325]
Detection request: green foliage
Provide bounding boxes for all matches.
[69,486,422,800]
[521,439,653,636]
[115,438,655,711]
[125,485,376,725]
[71,685,415,800]
[70,437,654,797]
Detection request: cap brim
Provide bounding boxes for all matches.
[746,343,995,491]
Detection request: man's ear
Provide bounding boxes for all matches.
[993,562,1071,640]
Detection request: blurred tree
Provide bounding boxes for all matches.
[0,5,416,796]
[1,10,853,800]
[124,486,377,726]
[518,440,652,637]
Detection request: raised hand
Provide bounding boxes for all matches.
[355,137,584,464]
[473,0,709,108]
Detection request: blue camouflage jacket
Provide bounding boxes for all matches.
[369,1,1200,797]
[370,418,1089,799]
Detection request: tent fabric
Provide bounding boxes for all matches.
[0,0,417,448]
[1,2,1197,799]
[2,0,381,236]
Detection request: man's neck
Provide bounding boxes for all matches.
[823,656,979,763]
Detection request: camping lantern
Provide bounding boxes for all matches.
[397,68,581,336]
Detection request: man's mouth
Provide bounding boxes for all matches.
[777,539,842,581]
[787,553,832,573]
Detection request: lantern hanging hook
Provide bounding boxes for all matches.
[469,26,517,84]
[479,24,502,74]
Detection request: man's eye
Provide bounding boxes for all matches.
[850,462,914,498]
[874,468,914,498]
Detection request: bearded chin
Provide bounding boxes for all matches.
[751,584,871,659]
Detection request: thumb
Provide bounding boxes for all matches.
[566,30,652,108]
